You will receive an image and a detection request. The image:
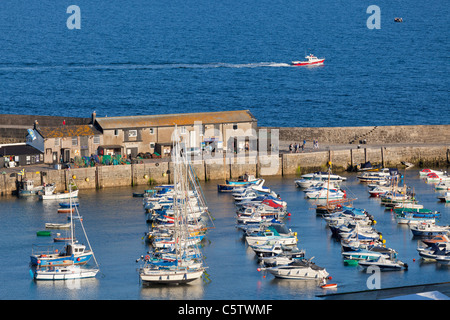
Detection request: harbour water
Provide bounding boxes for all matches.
[0,0,448,127]
[0,168,449,300]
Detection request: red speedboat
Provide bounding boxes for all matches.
[291,54,325,66]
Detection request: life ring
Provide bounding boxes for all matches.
[145,255,150,260]
[77,257,81,262]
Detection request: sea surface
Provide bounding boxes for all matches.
[0,169,449,300]
[0,0,448,127]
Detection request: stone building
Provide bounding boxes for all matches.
[26,123,103,164]
[94,110,258,158]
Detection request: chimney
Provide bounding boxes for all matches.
[91,111,96,124]
[33,120,39,130]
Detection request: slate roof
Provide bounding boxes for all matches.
[95,110,257,130]
[0,144,43,156]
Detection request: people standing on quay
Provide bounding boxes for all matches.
[289,143,293,153]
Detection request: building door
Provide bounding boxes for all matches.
[126,147,138,158]
[61,149,71,163]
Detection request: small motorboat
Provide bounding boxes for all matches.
[358,256,408,271]
[291,54,325,66]
[421,234,450,247]
[394,17,403,22]
[410,223,450,238]
[258,257,329,280]
[417,242,450,261]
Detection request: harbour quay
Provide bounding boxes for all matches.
[0,111,449,196]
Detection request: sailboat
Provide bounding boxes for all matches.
[139,127,207,285]
[31,184,99,280]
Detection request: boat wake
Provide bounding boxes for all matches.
[0,62,292,72]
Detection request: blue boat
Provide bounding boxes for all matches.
[30,243,93,267]
[59,202,79,208]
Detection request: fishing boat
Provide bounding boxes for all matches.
[18,179,44,197]
[139,127,207,285]
[258,257,329,280]
[291,54,325,66]
[40,185,79,200]
[358,256,408,271]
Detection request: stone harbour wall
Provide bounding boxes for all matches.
[1,144,449,196]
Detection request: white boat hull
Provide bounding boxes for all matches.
[264,266,329,280]
[34,266,98,280]
[40,190,79,200]
[140,268,204,284]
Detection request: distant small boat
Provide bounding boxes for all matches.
[36,231,51,237]
[394,17,403,22]
[59,202,79,208]
[45,223,71,229]
[291,54,325,66]
[321,283,338,289]
[57,208,75,214]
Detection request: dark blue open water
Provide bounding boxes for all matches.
[0,170,449,300]
[0,0,448,126]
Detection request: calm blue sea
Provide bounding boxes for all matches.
[0,0,448,127]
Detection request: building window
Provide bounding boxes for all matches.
[149,142,155,149]
[55,138,60,146]
[114,129,119,136]
[233,124,238,130]
[93,135,100,144]
[72,137,78,146]
[129,130,137,138]
[149,128,154,134]
[180,126,186,134]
